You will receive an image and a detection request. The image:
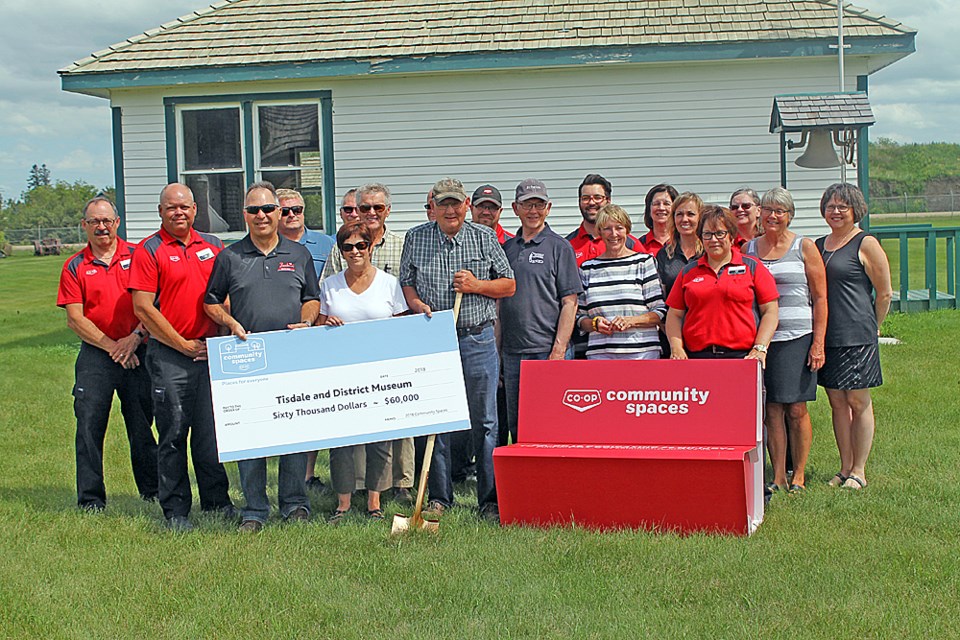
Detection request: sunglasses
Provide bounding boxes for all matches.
[340,241,370,252]
[729,202,756,210]
[340,206,357,214]
[281,206,304,216]
[244,204,279,215]
[358,204,388,214]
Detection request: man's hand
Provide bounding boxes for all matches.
[229,321,247,341]
[414,302,432,317]
[109,333,142,368]
[453,269,482,295]
[180,338,208,361]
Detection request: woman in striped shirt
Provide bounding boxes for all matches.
[576,204,665,360]
[744,187,827,492]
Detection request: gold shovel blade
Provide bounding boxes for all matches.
[390,513,440,535]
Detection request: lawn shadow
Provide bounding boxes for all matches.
[0,484,162,518]
[0,329,79,350]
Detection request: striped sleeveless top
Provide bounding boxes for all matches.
[744,235,813,342]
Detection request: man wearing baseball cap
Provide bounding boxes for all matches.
[400,177,515,522]
[470,184,514,245]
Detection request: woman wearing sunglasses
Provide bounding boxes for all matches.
[317,223,408,522]
[729,187,763,248]
[665,205,779,363]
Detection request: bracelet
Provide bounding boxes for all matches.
[592,317,602,332]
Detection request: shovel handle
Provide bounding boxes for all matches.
[410,433,435,527]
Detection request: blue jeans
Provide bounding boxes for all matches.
[429,324,500,508]
[502,348,572,445]
[238,453,309,523]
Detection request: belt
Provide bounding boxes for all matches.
[457,319,494,337]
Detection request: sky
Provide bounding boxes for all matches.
[0,0,956,200]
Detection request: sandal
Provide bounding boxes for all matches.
[788,483,805,493]
[327,508,350,523]
[366,508,384,520]
[827,473,847,487]
[842,475,866,490]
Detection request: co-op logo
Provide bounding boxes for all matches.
[562,389,602,412]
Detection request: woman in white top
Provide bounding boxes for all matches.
[319,223,408,522]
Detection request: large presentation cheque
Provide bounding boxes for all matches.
[207,311,470,462]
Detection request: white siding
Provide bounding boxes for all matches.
[111,57,871,242]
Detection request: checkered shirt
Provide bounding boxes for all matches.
[320,227,405,281]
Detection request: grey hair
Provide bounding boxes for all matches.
[245,180,278,202]
[761,187,796,222]
[82,196,118,219]
[355,183,391,207]
[729,187,761,207]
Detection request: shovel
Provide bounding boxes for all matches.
[391,291,463,534]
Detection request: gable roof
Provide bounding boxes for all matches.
[60,0,915,79]
[770,92,875,132]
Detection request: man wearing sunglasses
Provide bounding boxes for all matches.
[400,177,516,523]
[204,181,320,532]
[57,196,158,513]
[319,183,412,501]
[130,183,234,531]
[277,188,335,279]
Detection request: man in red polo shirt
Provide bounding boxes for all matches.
[57,196,158,512]
[565,174,640,266]
[470,184,514,244]
[129,183,233,531]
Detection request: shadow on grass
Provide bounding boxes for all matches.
[0,484,162,518]
[0,329,78,350]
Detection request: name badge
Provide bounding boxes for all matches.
[727,265,746,275]
[120,259,131,270]
[196,248,215,262]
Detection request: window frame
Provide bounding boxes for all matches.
[164,90,335,237]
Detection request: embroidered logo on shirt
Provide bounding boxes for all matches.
[85,269,99,276]
[120,259,131,270]
[692,276,704,283]
[277,262,296,272]
[196,248,215,262]
[528,252,545,264]
[169,255,181,262]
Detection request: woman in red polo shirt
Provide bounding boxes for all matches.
[665,205,779,361]
[637,184,678,255]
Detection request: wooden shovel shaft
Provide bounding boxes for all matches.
[409,433,435,527]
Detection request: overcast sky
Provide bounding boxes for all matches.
[0,0,955,199]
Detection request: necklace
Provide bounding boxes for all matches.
[822,227,859,268]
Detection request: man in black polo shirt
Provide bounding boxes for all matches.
[204,181,320,532]
[500,179,582,444]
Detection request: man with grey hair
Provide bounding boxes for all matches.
[130,183,234,531]
[57,196,158,512]
[400,177,516,522]
[277,188,335,277]
[320,183,413,501]
[205,181,320,532]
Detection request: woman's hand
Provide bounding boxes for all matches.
[807,341,825,371]
[595,317,615,335]
[670,347,688,360]
[745,347,767,368]
[324,315,344,327]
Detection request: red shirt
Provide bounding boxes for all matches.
[566,223,641,266]
[666,248,779,352]
[636,231,665,256]
[128,227,223,341]
[495,223,515,245]
[57,239,139,341]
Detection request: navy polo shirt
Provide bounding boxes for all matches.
[205,235,320,333]
[500,223,583,354]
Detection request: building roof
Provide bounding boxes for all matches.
[770,92,875,132]
[61,0,915,77]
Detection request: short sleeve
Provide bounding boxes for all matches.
[555,241,583,298]
[203,252,232,305]
[666,268,687,311]
[301,259,320,302]
[398,236,417,287]
[128,240,159,293]
[486,233,514,280]
[56,259,82,307]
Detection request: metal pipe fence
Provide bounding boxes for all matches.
[3,226,84,245]
[870,193,960,215]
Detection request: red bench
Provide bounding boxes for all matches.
[493,359,764,536]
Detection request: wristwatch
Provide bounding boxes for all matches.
[133,328,146,339]
[751,344,768,353]
[303,320,313,327]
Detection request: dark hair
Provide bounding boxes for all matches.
[245,180,277,201]
[579,174,612,199]
[820,183,867,223]
[697,205,738,239]
[336,222,372,249]
[643,183,679,230]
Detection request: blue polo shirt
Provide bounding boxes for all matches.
[500,223,583,354]
[300,228,336,279]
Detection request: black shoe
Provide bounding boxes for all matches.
[166,515,194,532]
[479,503,500,524]
[286,506,310,523]
[139,493,158,503]
[205,504,238,521]
[238,519,263,533]
[79,502,105,514]
[305,477,328,493]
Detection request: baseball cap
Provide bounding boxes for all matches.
[471,184,502,207]
[515,178,549,203]
[432,178,467,203]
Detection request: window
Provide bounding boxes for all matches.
[165,91,334,236]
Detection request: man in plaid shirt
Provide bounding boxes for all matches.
[400,177,516,522]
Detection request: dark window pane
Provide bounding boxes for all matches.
[262,169,325,231]
[182,108,241,171]
[185,172,245,233]
[258,104,319,168]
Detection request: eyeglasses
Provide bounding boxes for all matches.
[517,200,548,212]
[825,204,851,213]
[244,204,279,215]
[761,207,791,217]
[358,204,388,214]
[579,194,607,203]
[281,206,304,216]
[340,206,357,214]
[83,218,117,227]
[701,230,730,240]
[474,203,500,212]
[730,202,756,210]
[423,204,432,210]
[340,241,370,252]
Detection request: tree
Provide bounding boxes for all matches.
[26,164,51,190]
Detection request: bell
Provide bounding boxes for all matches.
[795,129,842,169]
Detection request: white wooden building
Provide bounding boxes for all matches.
[60,0,915,241]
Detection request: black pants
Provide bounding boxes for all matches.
[146,339,231,519]
[73,342,158,508]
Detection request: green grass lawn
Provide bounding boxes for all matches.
[1,253,958,638]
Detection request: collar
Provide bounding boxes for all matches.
[696,246,745,271]
[239,234,289,256]
[514,223,551,246]
[82,239,132,267]
[573,222,600,241]
[159,226,202,247]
